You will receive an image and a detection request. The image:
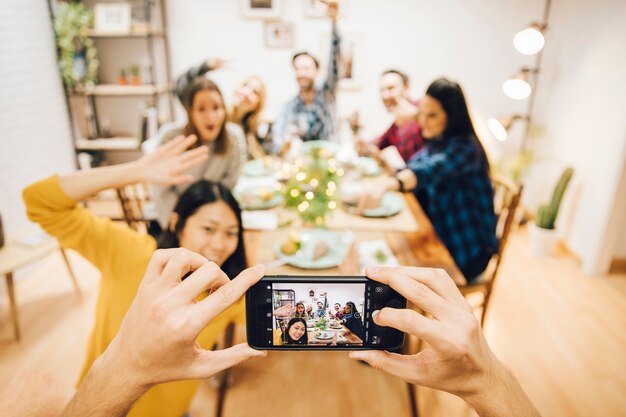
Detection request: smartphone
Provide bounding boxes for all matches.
[246,275,406,350]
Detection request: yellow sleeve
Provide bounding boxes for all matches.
[23,176,156,278]
[273,329,283,346]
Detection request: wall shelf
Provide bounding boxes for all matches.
[87,29,165,38]
[75,137,141,151]
[74,84,170,97]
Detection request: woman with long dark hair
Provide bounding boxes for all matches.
[23,135,248,417]
[339,301,364,341]
[355,78,497,283]
[273,318,309,345]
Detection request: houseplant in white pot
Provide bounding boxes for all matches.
[529,167,574,257]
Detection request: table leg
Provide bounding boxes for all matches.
[59,248,81,297]
[5,272,20,341]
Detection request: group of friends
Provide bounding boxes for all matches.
[2,2,540,417]
[272,295,365,345]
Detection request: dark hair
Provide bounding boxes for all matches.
[292,51,320,69]
[158,180,247,278]
[184,77,229,155]
[382,69,410,86]
[334,303,341,307]
[345,301,358,316]
[284,318,308,344]
[425,77,489,169]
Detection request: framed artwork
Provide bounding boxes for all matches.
[241,0,283,19]
[321,32,362,90]
[94,3,132,33]
[303,0,347,19]
[264,21,294,48]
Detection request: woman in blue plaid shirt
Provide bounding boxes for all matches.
[356,78,497,283]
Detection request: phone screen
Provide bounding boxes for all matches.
[246,276,406,350]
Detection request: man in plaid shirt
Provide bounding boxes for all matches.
[357,69,423,162]
[272,3,340,154]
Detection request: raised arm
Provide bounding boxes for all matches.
[174,58,226,106]
[23,135,208,273]
[57,135,207,201]
[323,1,341,96]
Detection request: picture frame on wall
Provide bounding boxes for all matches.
[321,32,362,90]
[94,3,132,33]
[241,0,283,19]
[304,0,347,19]
[264,21,294,48]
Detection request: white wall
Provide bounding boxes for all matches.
[532,0,626,274]
[0,0,76,238]
[166,0,543,142]
[273,282,365,313]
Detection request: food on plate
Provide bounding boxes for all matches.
[258,189,274,202]
[374,249,389,263]
[280,232,301,255]
[312,240,328,261]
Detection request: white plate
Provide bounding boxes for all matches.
[274,229,351,270]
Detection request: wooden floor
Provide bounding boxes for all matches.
[1,227,625,417]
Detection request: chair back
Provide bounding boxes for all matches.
[116,183,151,231]
[489,174,523,284]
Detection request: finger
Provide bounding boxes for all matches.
[159,249,209,289]
[191,343,266,379]
[172,261,230,302]
[157,134,192,155]
[373,307,445,350]
[192,264,265,329]
[365,266,452,319]
[170,134,199,155]
[348,350,420,383]
[406,267,468,308]
[143,248,185,284]
[177,147,209,171]
[167,174,196,185]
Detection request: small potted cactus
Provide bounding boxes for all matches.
[117,68,127,85]
[529,166,574,257]
[130,65,141,86]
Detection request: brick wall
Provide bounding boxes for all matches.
[0,1,76,239]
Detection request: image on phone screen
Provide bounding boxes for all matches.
[246,276,406,350]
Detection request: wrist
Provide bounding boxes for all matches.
[462,355,538,417]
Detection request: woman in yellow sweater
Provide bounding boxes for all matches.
[23,135,246,417]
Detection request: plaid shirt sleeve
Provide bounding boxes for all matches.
[271,100,295,153]
[323,23,341,98]
[376,124,394,149]
[407,137,482,189]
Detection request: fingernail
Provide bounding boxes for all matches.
[253,264,265,274]
[349,351,364,360]
[372,310,380,320]
[252,349,267,357]
[366,266,380,275]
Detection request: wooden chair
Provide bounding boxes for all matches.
[405,175,523,417]
[115,183,153,232]
[459,174,523,327]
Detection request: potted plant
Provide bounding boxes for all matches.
[130,65,141,86]
[117,68,127,85]
[53,2,99,91]
[529,167,574,257]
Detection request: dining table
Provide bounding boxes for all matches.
[214,150,465,417]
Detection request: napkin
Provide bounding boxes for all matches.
[242,210,278,230]
[357,240,399,269]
